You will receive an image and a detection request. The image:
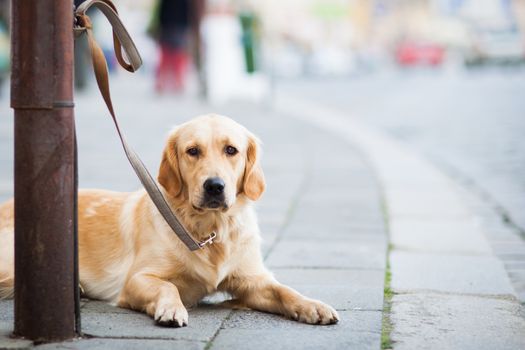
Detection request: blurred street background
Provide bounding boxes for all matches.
[1,0,524,234]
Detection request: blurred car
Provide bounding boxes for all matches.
[465,27,525,66]
[395,41,445,67]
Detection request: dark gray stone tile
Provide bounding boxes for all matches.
[0,300,13,322]
[81,305,230,341]
[284,224,385,239]
[266,238,387,269]
[81,301,138,314]
[0,329,33,350]
[391,293,525,350]
[391,251,516,295]
[210,310,381,350]
[273,268,384,310]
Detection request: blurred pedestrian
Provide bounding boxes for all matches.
[150,0,192,93]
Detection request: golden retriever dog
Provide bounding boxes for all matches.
[0,114,339,327]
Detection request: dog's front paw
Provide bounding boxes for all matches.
[289,299,339,325]
[154,300,189,327]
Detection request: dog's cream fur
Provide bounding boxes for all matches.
[0,114,338,326]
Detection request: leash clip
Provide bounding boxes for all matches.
[198,232,217,248]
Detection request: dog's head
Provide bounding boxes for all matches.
[158,114,265,212]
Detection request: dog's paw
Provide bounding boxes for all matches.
[154,301,189,327]
[289,299,339,325]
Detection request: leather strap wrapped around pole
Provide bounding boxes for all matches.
[74,0,142,72]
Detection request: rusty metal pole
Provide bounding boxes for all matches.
[11,0,78,341]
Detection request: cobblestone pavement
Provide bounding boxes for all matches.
[0,74,387,349]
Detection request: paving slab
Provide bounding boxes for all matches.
[81,300,136,314]
[390,293,525,350]
[81,304,230,341]
[223,310,378,332]
[390,251,516,295]
[284,220,386,237]
[492,242,525,255]
[0,300,13,322]
[389,218,492,254]
[285,226,385,240]
[385,189,472,219]
[210,328,379,350]
[0,301,30,349]
[266,238,387,270]
[309,176,378,191]
[0,330,33,350]
[272,268,385,310]
[210,310,381,350]
[292,206,385,224]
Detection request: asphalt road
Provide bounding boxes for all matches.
[276,67,525,233]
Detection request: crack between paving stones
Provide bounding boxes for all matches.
[364,146,393,350]
[429,151,525,240]
[262,143,313,261]
[274,105,394,347]
[391,289,520,301]
[79,334,208,343]
[343,308,383,312]
[389,246,494,257]
[203,310,234,350]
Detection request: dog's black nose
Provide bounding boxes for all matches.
[204,177,225,196]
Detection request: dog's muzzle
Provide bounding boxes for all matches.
[201,177,226,209]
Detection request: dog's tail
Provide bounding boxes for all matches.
[0,272,14,299]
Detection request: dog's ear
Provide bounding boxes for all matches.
[158,138,183,198]
[243,134,265,201]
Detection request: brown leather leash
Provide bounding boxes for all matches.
[74,0,215,251]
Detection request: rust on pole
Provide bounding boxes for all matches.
[11,0,78,342]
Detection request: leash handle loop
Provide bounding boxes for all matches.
[74,0,209,251]
[75,0,142,72]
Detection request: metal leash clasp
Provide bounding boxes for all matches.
[198,232,217,248]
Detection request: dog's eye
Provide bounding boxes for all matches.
[186,147,200,157]
[225,145,238,156]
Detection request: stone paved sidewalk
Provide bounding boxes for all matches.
[274,94,525,350]
[0,76,387,349]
